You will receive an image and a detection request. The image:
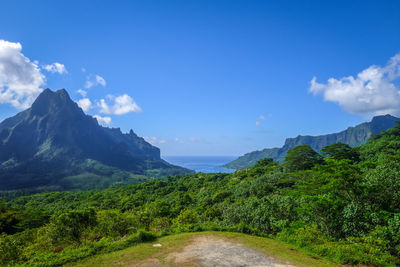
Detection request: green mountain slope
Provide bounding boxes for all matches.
[4,124,400,266]
[225,114,400,169]
[0,89,192,190]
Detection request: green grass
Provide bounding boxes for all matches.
[68,231,338,267]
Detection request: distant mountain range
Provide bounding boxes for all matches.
[0,89,192,191]
[224,114,400,169]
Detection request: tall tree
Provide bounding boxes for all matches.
[284,145,322,171]
[321,143,360,163]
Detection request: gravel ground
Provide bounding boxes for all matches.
[164,235,296,267]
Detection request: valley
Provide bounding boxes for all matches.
[1,2,399,266]
[2,123,400,266]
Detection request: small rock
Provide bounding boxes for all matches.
[152,243,162,247]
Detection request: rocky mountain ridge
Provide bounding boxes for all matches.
[224,114,400,169]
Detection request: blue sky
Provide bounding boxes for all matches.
[0,0,399,156]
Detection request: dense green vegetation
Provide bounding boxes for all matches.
[225,114,400,169]
[2,124,400,266]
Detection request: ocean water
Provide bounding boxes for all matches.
[162,156,237,173]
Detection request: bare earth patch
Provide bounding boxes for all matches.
[164,235,296,267]
[71,232,334,266]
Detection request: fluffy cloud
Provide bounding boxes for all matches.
[43,62,67,74]
[0,40,45,109]
[93,114,112,125]
[310,53,400,117]
[144,136,166,145]
[76,98,92,112]
[98,94,142,115]
[76,89,87,97]
[85,75,106,88]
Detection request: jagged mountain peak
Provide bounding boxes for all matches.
[0,88,191,190]
[30,88,83,117]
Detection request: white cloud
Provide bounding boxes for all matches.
[95,75,106,86]
[173,137,184,143]
[98,94,142,115]
[85,74,106,88]
[77,98,92,112]
[43,62,67,74]
[310,53,400,117]
[93,114,112,125]
[85,81,94,88]
[81,67,86,73]
[76,89,87,97]
[0,40,45,109]
[256,114,270,126]
[144,136,166,145]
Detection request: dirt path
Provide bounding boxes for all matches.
[71,232,334,266]
[141,235,296,267]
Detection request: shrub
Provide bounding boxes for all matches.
[47,209,97,244]
[94,210,133,239]
[0,233,23,265]
[174,209,200,225]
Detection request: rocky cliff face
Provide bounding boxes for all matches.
[225,115,400,169]
[0,89,191,190]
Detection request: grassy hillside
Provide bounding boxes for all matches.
[2,125,400,266]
